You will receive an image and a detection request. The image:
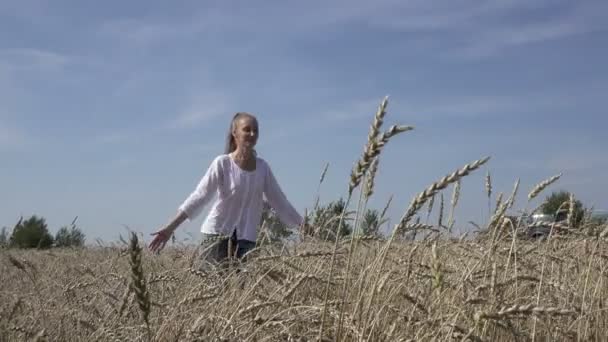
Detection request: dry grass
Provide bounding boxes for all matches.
[2,97,607,341]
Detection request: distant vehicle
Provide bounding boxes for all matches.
[591,210,608,224]
[531,213,554,224]
[524,209,607,239]
[525,213,556,239]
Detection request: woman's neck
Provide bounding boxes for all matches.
[231,147,255,160]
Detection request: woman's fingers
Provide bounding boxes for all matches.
[149,238,158,251]
[149,227,175,253]
[149,234,166,252]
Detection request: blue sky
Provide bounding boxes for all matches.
[1,0,607,242]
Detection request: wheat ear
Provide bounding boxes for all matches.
[128,232,151,330]
[394,156,491,235]
[567,192,575,227]
[363,157,380,199]
[475,304,576,320]
[528,173,562,201]
[348,96,388,195]
[349,125,413,194]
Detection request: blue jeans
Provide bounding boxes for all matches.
[199,231,256,270]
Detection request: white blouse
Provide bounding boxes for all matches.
[178,154,303,242]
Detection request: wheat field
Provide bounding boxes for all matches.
[2,97,607,341]
[1,234,607,341]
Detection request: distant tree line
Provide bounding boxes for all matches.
[0,215,85,249]
[258,197,386,245]
[258,190,602,244]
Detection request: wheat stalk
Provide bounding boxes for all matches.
[506,178,520,209]
[485,170,492,218]
[426,193,435,223]
[438,193,444,229]
[379,194,393,223]
[494,192,503,214]
[336,99,415,340]
[313,162,330,211]
[327,96,408,340]
[431,242,443,290]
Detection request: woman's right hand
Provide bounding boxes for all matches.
[149,226,173,253]
[149,211,187,253]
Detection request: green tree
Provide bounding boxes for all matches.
[0,226,9,247]
[309,198,352,241]
[258,201,293,243]
[359,209,387,238]
[10,215,54,249]
[55,226,86,248]
[541,191,585,227]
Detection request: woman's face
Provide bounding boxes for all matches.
[233,115,259,150]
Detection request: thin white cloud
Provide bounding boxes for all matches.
[99,18,203,46]
[321,98,389,122]
[402,78,608,119]
[92,132,130,145]
[169,92,233,129]
[0,121,28,151]
[545,150,608,173]
[0,48,69,71]
[399,95,528,119]
[456,19,596,60]
[322,90,579,122]
[318,95,519,123]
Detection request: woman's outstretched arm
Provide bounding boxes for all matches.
[149,157,222,252]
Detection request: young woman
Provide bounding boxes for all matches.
[149,112,304,268]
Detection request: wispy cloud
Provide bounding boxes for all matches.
[0,48,69,72]
[105,1,608,62]
[320,89,585,123]
[320,98,388,122]
[168,92,233,129]
[98,18,204,46]
[398,95,540,119]
[92,131,131,145]
[456,17,601,59]
[0,121,28,151]
[364,1,608,59]
[546,149,608,173]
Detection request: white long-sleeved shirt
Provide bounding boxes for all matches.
[178,154,303,242]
